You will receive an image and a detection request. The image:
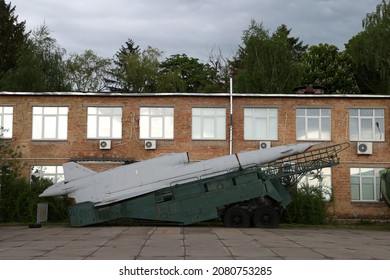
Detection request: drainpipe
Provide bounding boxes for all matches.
[229,77,233,155]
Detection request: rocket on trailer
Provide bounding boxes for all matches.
[39,142,348,227]
[39,143,316,206]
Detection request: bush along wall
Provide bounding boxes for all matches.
[282,184,330,225]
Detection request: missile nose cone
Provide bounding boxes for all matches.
[39,181,68,197]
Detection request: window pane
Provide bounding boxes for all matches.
[192,117,201,139]
[321,118,331,139]
[307,118,319,139]
[58,107,68,115]
[33,107,43,114]
[244,109,252,117]
[296,119,305,140]
[216,117,225,139]
[361,119,373,139]
[351,182,360,200]
[203,117,215,138]
[254,118,266,139]
[244,116,252,139]
[87,116,97,138]
[362,178,374,200]
[269,118,278,139]
[98,116,111,138]
[58,116,67,139]
[44,107,58,114]
[43,116,57,138]
[349,118,358,140]
[139,116,149,139]
[112,116,122,138]
[32,116,42,139]
[164,116,174,139]
[360,109,373,117]
[97,108,111,115]
[88,107,96,114]
[307,109,319,116]
[151,117,163,138]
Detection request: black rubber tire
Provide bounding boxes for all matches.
[222,207,251,228]
[252,206,280,228]
[28,223,42,228]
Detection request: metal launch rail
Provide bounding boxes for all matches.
[68,142,349,227]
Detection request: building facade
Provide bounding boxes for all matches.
[1,91,389,220]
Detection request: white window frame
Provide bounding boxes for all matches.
[350,168,382,202]
[296,108,331,141]
[244,108,278,140]
[192,108,226,140]
[32,107,68,140]
[0,106,13,139]
[87,107,122,139]
[139,107,174,139]
[298,168,332,201]
[31,165,64,184]
[349,108,385,141]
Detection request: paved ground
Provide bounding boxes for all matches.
[0,225,389,260]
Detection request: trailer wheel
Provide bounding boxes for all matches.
[252,206,280,228]
[223,207,251,228]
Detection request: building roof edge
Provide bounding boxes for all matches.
[0,91,389,99]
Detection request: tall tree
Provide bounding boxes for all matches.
[0,0,28,81]
[0,23,70,91]
[233,20,303,93]
[158,54,216,93]
[346,0,390,94]
[300,44,359,93]
[107,39,161,92]
[66,49,112,92]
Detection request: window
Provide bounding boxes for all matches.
[349,108,384,141]
[350,168,382,202]
[32,107,68,140]
[87,107,122,139]
[192,108,226,140]
[244,108,278,140]
[31,166,64,183]
[0,106,13,139]
[296,108,331,140]
[139,107,174,139]
[298,168,332,201]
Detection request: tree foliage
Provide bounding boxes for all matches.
[158,54,217,93]
[233,20,303,93]
[0,23,70,91]
[107,39,161,93]
[346,0,390,94]
[300,43,360,93]
[66,49,112,92]
[0,0,28,80]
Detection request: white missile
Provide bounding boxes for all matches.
[39,143,317,206]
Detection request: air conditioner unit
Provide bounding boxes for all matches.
[357,142,372,155]
[145,140,156,150]
[259,141,271,149]
[99,140,111,150]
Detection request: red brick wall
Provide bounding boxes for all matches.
[1,92,390,219]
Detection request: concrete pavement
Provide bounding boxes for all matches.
[0,225,389,260]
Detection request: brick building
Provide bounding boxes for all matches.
[1,91,389,220]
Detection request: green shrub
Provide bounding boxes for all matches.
[282,184,328,225]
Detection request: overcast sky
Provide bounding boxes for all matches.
[9,0,380,62]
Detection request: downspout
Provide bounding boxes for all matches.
[229,77,233,155]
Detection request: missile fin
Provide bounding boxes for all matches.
[63,162,97,182]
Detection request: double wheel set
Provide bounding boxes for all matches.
[221,202,281,228]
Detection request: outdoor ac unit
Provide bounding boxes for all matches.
[357,142,372,155]
[145,140,156,150]
[259,141,271,149]
[99,140,111,150]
